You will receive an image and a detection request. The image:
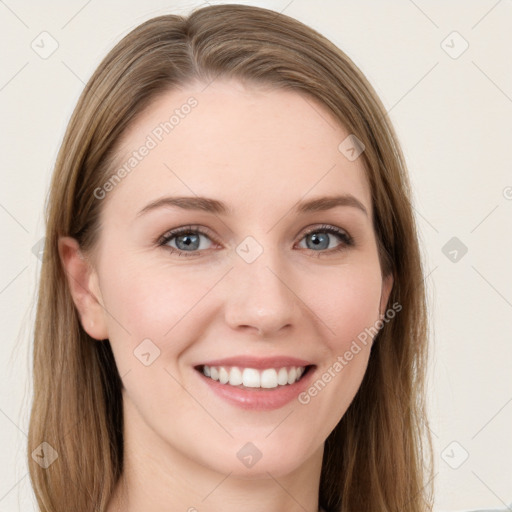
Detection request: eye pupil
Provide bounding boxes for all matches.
[176,233,200,250]
[307,232,329,250]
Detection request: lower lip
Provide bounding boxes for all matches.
[195,366,316,411]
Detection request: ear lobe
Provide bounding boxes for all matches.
[58,236,108,340]
[379,272,394,318]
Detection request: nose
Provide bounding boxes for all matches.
[223,248,301,337]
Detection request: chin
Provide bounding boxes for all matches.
[213,455,308,480]
[198,435,318,480]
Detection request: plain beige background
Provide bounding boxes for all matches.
[1,1,511,510]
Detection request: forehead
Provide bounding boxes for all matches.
[102,79,372,221]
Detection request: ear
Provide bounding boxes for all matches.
[379,272,394,318]
[58,236,109,340]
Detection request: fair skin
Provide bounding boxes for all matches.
[59,79,393,512]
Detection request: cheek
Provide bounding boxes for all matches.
[308,263,383,348]
[97,256,210,364]
[97,261,210,416]
[297,267,382,431]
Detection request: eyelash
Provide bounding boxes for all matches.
[157,224,354,258]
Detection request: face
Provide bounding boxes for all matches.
[68,78,393,479]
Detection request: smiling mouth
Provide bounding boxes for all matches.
[195,364,314,390]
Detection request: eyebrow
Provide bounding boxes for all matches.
[136,194,368,218]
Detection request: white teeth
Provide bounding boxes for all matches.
[229,366,243,386]
[260,369,277,388]
[242,368,260,387]
[277,367,288,386]
[201,365,307,389]
[219,367,229,384]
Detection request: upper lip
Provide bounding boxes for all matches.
[194,356,314,370]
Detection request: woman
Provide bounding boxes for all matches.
[28,4,434,511]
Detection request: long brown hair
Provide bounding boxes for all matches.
[28,4,434,511]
